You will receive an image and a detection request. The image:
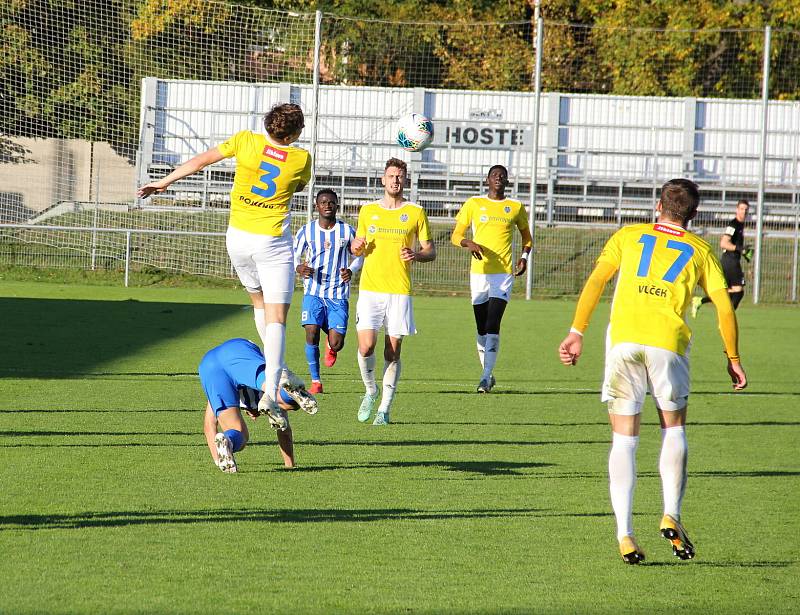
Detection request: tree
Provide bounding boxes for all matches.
[537,0,800,99]
[1,0,139,157]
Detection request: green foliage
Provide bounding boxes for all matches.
[541,0,800,98]
[129,0,317,84]
[1,0,137,155]
[2,0,800,162]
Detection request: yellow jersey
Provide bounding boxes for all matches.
[455,196,529,274]
[356,202,432,295]
[218,130,311,236]
[599,222,727,355]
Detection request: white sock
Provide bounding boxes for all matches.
[476,334,487,368]
[378,359,401,414]
[263,322,285,399]
[609,432,639,540]
[659,426,688,519]
[253,308,267,345]
[481,333,499,380]
[357,352,378,396]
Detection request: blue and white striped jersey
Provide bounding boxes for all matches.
[294,220,362,299]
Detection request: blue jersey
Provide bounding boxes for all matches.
[198,338,264,415]
[294,220,362,299]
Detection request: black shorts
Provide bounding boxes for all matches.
[721,255,745,287]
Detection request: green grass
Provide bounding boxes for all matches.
[0,281,798,614]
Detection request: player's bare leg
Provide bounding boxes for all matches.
[695,284,744,317]
[325,329,345,369]
[727,285,744,309]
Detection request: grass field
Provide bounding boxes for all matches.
[1,281,798,614]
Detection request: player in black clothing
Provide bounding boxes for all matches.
[692,199,750,316]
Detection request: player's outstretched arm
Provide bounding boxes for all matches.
[708,288,747,390]
[137,148,225,199]
[277,426,295,469]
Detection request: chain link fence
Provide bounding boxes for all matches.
[1,1,798,301]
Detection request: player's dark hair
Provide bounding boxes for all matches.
[487,164,507,177]
[737,199,750,208]
[660,179,700,222]
[385,157,407,174]
[263,103,305,140]
[315,188,338,203]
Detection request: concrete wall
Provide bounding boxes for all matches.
[0,138,136,221]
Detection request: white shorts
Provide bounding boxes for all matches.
[356,290,416,338]
[602,332,690,415]
[471,273,513,305]
[226,226,294,304]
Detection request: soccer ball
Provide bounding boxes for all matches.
[395,113,434,152]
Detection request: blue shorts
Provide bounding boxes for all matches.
[301,295,349,334]
[198,338,266,416]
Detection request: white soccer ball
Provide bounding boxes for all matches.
[395,113,434,152]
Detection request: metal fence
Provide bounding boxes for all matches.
[1,1,799,301]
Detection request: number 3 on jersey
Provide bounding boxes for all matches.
[251,161,281,198]
[637,234,694,283]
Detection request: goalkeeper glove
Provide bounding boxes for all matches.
[742,247,753,262]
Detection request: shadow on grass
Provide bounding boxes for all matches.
[642,560,794,568]
[0,408,199,414]
[419,420,800,427]
[0,297,241,378]
[285,460,555,476]
[0,506,619,531]
[437,389,800,397]
[437,389,595,396]
[3,410,799,430]
[693,561,794,568]
[297,439,606,447]
[0,435,607,448]
[505,470,800,480]
[0,430,196,437]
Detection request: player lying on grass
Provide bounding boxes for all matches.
[199,338,318,473]
[293,189,362,394]
[558,179,747,564]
